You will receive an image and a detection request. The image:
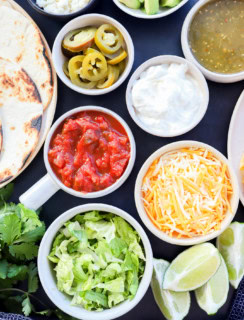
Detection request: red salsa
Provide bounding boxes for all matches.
[48,111,131,193]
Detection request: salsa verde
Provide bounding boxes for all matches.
[188,0,244,74]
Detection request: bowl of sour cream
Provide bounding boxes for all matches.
[27,0,97,19]
[126,55,209,137]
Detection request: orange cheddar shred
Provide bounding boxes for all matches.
[142,148,233,238]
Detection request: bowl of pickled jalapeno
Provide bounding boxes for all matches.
[52,13,134,95]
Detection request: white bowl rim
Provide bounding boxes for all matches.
[38,203,153,320]
[181,0,244,83]
[44,106,136,198]
[52,13,134,95]
[126,55,209,137]
[112,0,189,19]
[227,90,244,207]
[135,140,240,246]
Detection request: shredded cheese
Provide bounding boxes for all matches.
[142,148,233,238]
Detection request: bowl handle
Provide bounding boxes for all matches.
[19,174,60,210]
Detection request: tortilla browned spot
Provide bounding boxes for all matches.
[0,5,54,110]
[0,175,13,184]
[31,115,42,132]
[40,35,53,87]
[0,58,43,186]
[22,151,32,168]
[20,68,42,104]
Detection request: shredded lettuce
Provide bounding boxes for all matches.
[48,211,145,311]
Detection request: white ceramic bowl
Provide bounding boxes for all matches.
[126,55,209,137]
[113,0,189,19]
[181,0,244,83]
[20,106,136,211]
[52,14,134,95]
[27,0,98,20]
[38,203,153,320]
[135,140,240,246]
[228,90,244,207]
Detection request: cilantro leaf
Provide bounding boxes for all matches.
[0,183,14,206]
[0,277,18,288]
[35,310,52,316]
[0,214,21,245]
[22,296,33,316]
[17,204,42,233]
[28,262,38,293]
[7,264,28,279]
[9,243,39,260]
[0,202,17,218]
[14,223,45,244]
[0,259,8,279]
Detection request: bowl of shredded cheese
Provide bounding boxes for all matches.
[135,141,239,245]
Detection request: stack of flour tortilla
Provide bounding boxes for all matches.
[0,0,54,185]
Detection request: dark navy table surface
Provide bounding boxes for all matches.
[8,0,244,319]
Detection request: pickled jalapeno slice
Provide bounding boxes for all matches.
[95,24,123,54]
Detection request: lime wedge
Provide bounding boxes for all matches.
[151,258,190,320]
[217,222,244,289]
[163,243,221,291]
[195,255,229,315]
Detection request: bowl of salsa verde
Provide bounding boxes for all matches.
[19,106,136,210]
[181,0,244,83]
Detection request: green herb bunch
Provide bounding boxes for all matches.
[0,183,46,316]
[0,184,77,320]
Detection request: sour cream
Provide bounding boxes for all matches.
[131,63,203,136]
[36,0,90,14]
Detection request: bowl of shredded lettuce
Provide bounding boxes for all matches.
[38,204,153,320]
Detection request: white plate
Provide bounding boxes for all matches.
[113,0,189,19]
[228,90,244,206]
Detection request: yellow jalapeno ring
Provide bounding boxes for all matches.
[112,65,120,82]
[68,55,97,89]
[95,24,123,54]
[118,59,126,75]
[75,78,97,89]
[82,51,108,82]
[84,47,99,55]
[63,27,97,52]
[96,65,115,89]
[108,50,127,65]
[63,61,70,78]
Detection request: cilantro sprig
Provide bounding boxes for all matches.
[0,184,45,316]
[0,184,77,320]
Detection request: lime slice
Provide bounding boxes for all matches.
[217,222,244,289]
[195,255,229,315]
[163,243,221,291]
[151,258,190,320]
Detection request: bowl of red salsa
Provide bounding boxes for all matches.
[46,106,135,197]
[19,106,135,210]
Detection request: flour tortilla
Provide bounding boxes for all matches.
[0,58,43,184]
[0,4,53,110]
[0,0,12,7]
[0,118,2,154]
